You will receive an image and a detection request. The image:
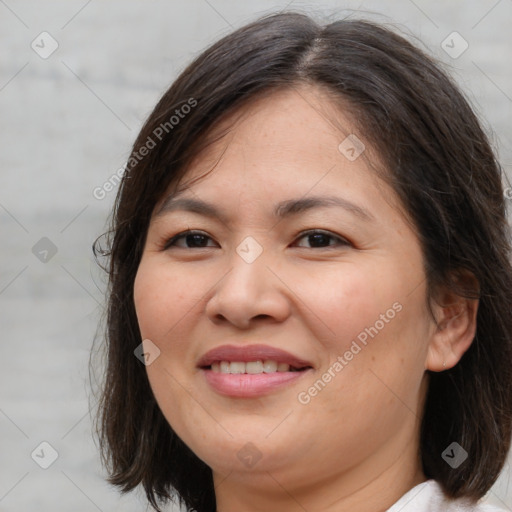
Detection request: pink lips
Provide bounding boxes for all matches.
[197,344,313,369]
[197,344,313,398]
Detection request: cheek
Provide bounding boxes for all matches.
[133,261,201,420]
[292,264,400,353]
[295,261,429,393]
[134,260,198,341]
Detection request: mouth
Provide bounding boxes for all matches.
[203,360,311,374]
[197,344,314,397]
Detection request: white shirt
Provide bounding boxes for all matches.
[386,480,506,512]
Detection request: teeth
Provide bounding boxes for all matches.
[230,362,245,374]
[262,360,278,373]
[246,361,264,374]
[277,362,289,372]
[210,360,292,374]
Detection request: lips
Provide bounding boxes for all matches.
[197,344,314,371]
[197,344,314,397]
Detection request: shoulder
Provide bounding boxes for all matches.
[386,480,508,512]
[474,504,508,512]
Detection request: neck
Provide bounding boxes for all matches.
[212,431,426,512]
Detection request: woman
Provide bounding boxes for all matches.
[94,11,512,512]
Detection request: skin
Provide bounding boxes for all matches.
[133,86,478,512]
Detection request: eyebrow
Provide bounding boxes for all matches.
[155,193,375,223]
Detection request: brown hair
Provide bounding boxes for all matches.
[93,11,512,512]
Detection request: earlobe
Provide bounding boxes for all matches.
[425,291,479,373]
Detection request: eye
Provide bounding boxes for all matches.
[163,229,350,250]
[163,230,218,249]
[293,229,350,249]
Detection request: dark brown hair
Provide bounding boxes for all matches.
[93,11,512,512]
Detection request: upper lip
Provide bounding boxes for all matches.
[197,344,314,370]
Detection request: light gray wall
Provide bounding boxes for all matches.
[1,1,511,511]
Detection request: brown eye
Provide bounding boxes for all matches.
[164,231,218,249]
[294,230,350,248]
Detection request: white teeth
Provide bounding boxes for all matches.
[262,360,278,373]
[230,362,246,374]
[246,361,264,374]
[210,360,292,374]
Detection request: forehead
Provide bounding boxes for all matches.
[157,86,407,225]
[175,87,372,186]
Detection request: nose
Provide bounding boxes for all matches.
[205,246,292,329]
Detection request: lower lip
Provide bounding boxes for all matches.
[201,368,311,398]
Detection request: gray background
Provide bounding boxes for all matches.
[1,1,511,511]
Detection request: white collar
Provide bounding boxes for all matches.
[386,480,506,512]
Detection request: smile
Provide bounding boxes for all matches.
[197,344,314,397]
[209,360,307,374]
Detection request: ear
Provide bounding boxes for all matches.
[425,270,479,372]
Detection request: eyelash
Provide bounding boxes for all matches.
[163,229,351,250]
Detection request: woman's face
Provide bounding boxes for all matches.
[134,87,436,497]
